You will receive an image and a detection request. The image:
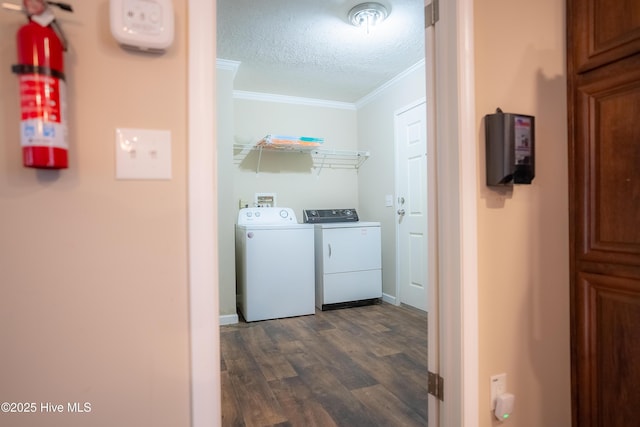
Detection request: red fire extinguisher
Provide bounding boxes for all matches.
[11,0,73,169]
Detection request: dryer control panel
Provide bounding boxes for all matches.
[303,209,359,223]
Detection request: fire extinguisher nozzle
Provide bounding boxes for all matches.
[46,2,73,12]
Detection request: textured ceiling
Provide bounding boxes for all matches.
[217,0,425,103]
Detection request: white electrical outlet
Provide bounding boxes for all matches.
[490,373,507,409]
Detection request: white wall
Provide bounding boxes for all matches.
[357,63,427,299]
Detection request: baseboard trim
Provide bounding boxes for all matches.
[220,314,239,325]
[382,293,397,305]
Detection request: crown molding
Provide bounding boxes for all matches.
[220,59,425,110]
[233,90,357,110]
[216,58,241,80]
[355,59,426,109]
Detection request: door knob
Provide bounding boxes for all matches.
[397,209,406,215]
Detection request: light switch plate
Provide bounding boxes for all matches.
[385,194,394,207]
[115,128,172,180]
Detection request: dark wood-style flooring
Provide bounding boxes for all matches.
[220,302,428,426]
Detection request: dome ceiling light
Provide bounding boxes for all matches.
[348,2,389,34]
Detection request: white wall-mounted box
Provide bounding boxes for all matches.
[110,0,174,52]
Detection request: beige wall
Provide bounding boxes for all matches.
[475,0,571,425]
[217,67,237,318]
[357,63,426,299]
[232,98,359,215]
[0,4,191,427]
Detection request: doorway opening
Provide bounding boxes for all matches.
[193,0,480,425]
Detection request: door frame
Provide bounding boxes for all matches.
[187,1,220,425]
[394,98,427,310]
[434,0,479,424]
[187,0,478,425]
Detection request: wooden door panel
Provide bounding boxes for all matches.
[575,58,640,265]
[569,1,640,425]
[576,273,640,426]
[572,0,640,72]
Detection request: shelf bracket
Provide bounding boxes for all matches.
[316,152,328,176]
[256,146,263,175]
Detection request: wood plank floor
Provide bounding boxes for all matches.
[220,302,428,426]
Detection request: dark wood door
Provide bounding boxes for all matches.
[568,1,640,426]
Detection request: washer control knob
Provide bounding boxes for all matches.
[279,209,289,219]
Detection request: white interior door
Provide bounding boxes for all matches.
[395,101,428,312]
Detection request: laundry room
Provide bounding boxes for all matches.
[217,0,428,325]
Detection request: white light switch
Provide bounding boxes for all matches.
[115,128,172,180]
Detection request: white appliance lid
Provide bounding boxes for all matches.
[314,221,380,229]
[236,223,313,231]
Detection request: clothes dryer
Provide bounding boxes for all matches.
[304,209,382,310]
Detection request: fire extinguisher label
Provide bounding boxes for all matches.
[18,74,68,149]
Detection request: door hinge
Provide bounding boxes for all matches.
[428,371,444,401]
[425,0,439,28]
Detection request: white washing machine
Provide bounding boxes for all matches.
[235,207,315,322]
[304,209,382,310]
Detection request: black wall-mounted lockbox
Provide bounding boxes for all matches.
[484,108,535,186]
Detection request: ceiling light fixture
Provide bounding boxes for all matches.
[348,2,389,34]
